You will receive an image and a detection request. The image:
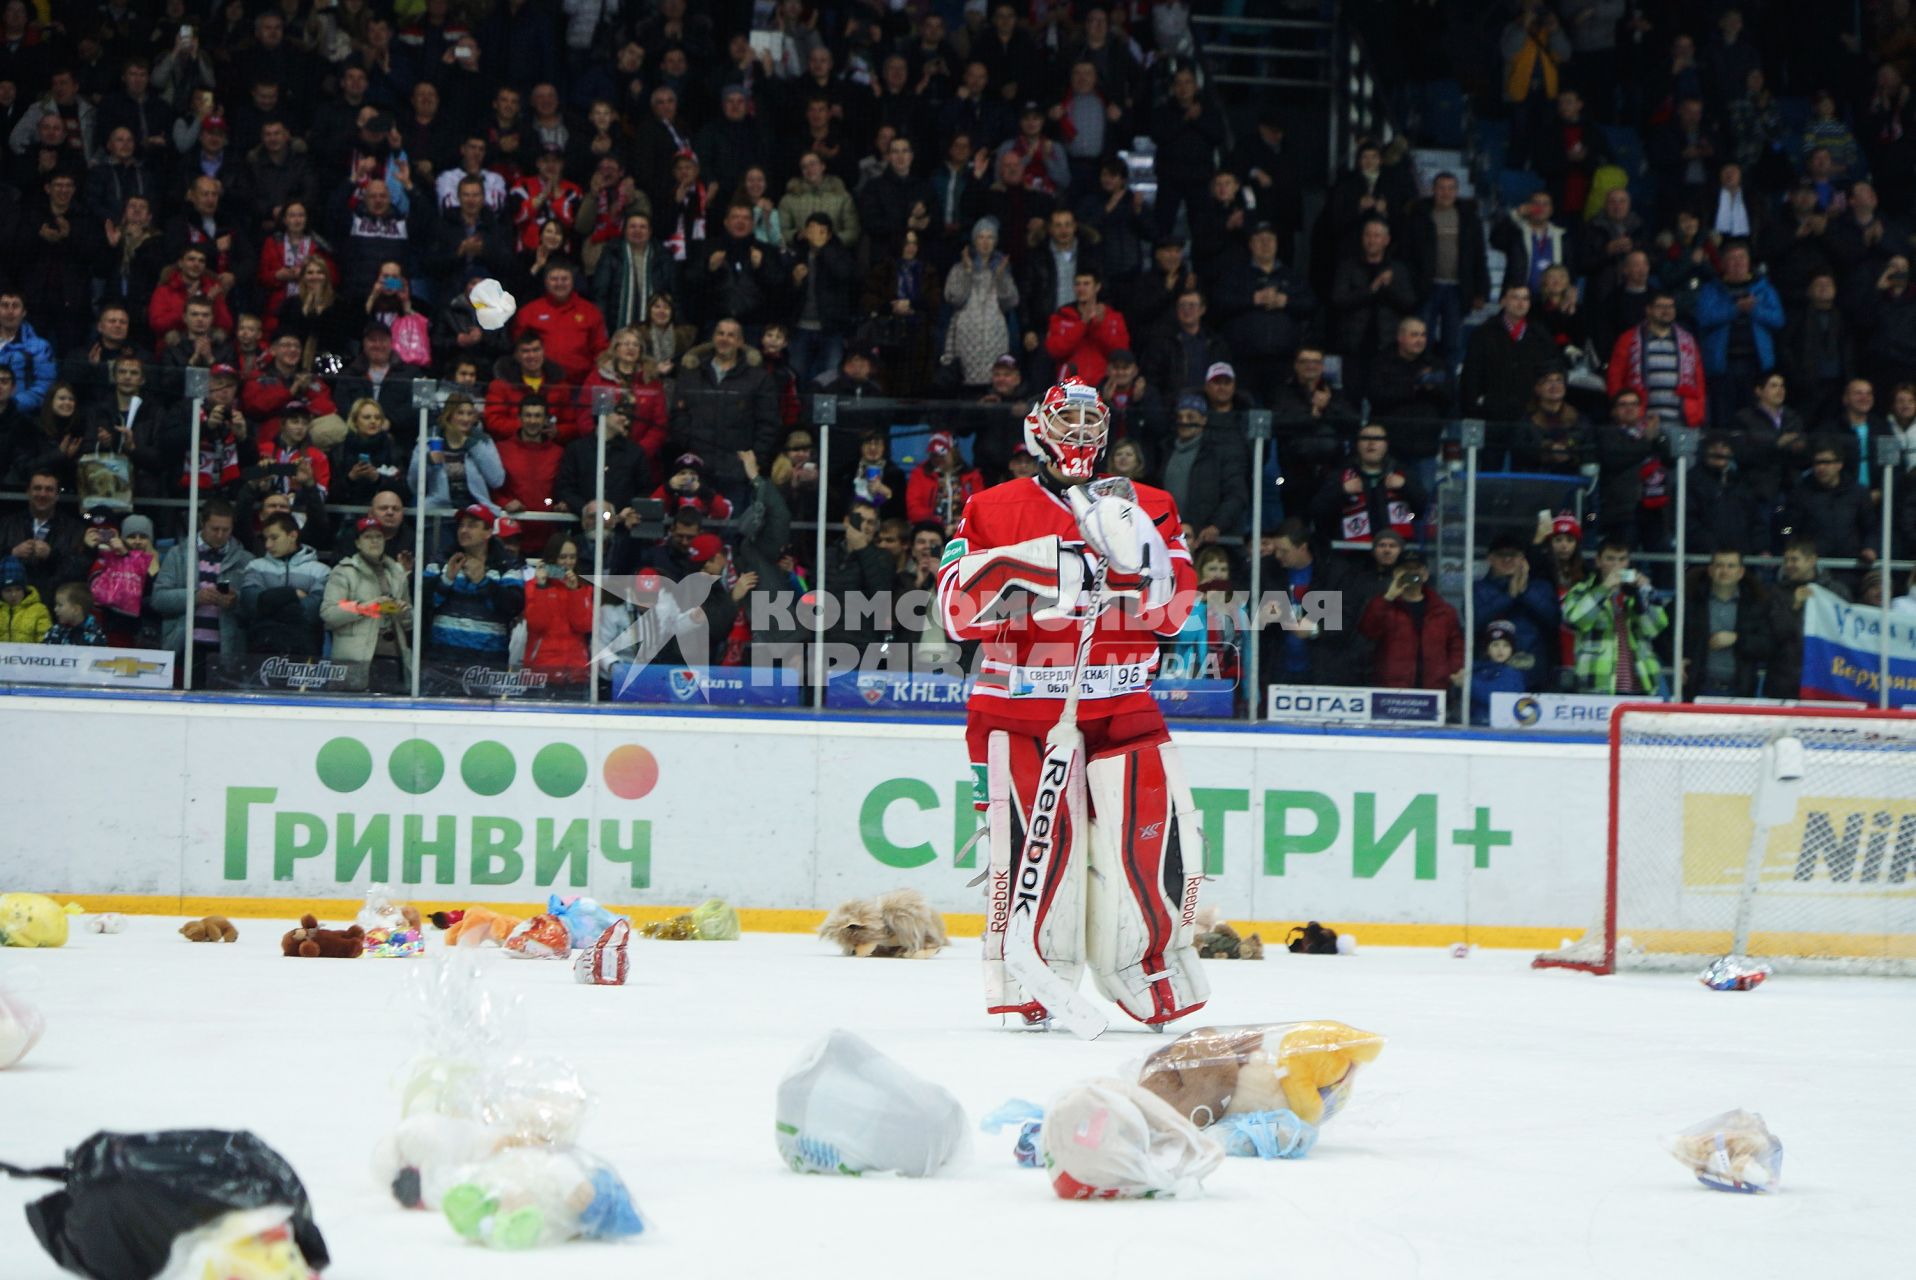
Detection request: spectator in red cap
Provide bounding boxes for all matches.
[423,503,525,662]
[1043,264,1130,386]
[905,431,984,534]
[494,516,525,559]
[1531,510,1590,681]
[512,258,607,385]
[322,515,413,690]
[492,398,567,554]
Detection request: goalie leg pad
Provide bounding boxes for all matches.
[980,727,1086,1022]
[1085,739,1210,1025]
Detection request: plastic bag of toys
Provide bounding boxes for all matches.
[442,1146,644,1249]
[503,913,570,958]
[0,1129,329,1280]
[1666,1110,1784,1193]
[1041,1078,1223,1199]
[0,980,45,1069]
[378,951,530,1208]
[1134,1021,1385,1135]
[775,1030,968,1177]
[357,885,424,957]
[547,894,621,949]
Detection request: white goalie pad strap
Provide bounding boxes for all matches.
[942,534,1084,631]
[1085,740,1210,1026]
[983,729,1086,1018]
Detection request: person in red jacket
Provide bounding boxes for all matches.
[485,332,575,440]
[1042,266,1130,386]
[492,397,567,554]
[254,202,335,335]
[147,246,233,348]
[937,376,1207,1031]
[1605,291,1708,427]
[1357,552,1464,692]
[905,431,985,533]
[512,259,608,385]
[241,332,339,447]
[577,328,668,467]
[521,535,595,685]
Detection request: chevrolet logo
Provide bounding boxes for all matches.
[91,656,164,679]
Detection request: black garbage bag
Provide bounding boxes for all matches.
[0,1129,328,1279]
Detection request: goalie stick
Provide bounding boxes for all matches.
[1004,553,1111,1041]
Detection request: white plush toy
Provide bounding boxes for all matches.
[469,279,518,332]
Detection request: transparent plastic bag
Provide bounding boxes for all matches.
[1135,1021,1385,1131]
[1040,1078,1223,1200]
[357,885,423,957]
[441,1147,644,1249]
[775,1030,968,1176]
[1666,1110,1783,1193]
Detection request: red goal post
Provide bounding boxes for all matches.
[1534,702,1916,976]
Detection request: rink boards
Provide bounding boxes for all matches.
[0,693,1611,948]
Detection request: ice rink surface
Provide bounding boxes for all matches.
[2,919,1912,1279]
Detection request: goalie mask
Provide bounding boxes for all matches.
[1024,379,1109,481]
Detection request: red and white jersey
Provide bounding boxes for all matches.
[938,474,1195,729]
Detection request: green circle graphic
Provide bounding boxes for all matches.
[388,739,445,795]
[531,743,588,797]
[315,737,373,793]
[461,740,516,796]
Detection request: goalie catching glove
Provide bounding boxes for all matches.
[1067,479,1174,610]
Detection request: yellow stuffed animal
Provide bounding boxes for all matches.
[0,893,69,948]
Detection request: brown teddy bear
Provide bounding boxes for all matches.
[179,916,238,943]
[280,914,365,958]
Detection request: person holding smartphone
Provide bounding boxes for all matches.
[1561,538,1670,695]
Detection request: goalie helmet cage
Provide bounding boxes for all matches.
[1534,702,1916,976]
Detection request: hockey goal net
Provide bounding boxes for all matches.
[1534,703,1916,975]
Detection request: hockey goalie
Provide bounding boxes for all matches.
[938,378,1209,1031]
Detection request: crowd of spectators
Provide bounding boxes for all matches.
[1,0,1914,715]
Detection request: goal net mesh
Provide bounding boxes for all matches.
[1536,707,1916,975]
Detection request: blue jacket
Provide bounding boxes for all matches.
[1469,659,1529,724]
[409,431,506,515]
[423,546,525,657]
[1693,276,1786,376]
[1472,571,1561,681]
[0,321,56,413]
